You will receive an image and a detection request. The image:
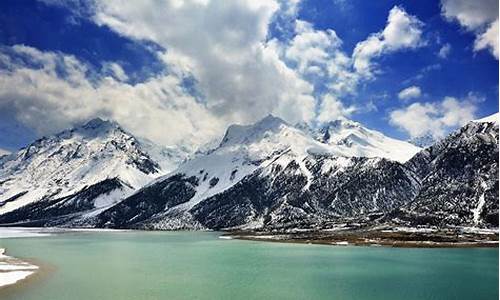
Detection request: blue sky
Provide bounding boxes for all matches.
[0,0,498,151]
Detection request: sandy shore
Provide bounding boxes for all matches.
[0,248,40,289]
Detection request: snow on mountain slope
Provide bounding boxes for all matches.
[393,117,499,228]
[0,118,184,215]
[0,149,10,157]
[138,137,191,172]
[473,112,499,124]
[314,119,421,163]
[154,115,339,211]
[94,114,424,230]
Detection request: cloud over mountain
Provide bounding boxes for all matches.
[390,95,478,138]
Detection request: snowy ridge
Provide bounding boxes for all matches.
[95,114,426,230]
[158,115,401,211]
[394,117,499,228]
[167,115,335,210]
[313,119,421,163]
[0,118,186,215]
[473,112,499,124]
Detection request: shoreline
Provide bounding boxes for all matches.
[1,225,499,249]
[0,254,54,299]
[0,248,40,290]
[223,227,499,248]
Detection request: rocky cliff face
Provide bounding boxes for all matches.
[190,155,420,230]
[392,117,499,228]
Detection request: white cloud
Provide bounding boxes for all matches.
[5,1,430,147]
[2,0,319,148]
[317,94,356,123]
[438,43,452,58]
[285,20,342,76]
[398,86,422,100]
[89,0,316,125]
[0,45,223,149]
[474,19,499,59]
[280,6,425,101]
[441,0,497,30]
[352,6,425,78]
[389,95,478,138]
[69,1,426,126]
[279,19,359,96]
[101,62,129,81]
[441,0,498,59]
[403,63,441,84]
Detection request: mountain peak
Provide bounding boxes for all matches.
[83,117,114,127]
[80,117,120,131]
[60,117,124,140]
[258,114,286,126]
[323,119,361,130]
[219,114,288,147]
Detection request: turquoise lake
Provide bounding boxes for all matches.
[0,231,498,300]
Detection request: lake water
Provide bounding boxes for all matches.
[0,231,498,300]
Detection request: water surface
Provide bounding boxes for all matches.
[0,231,498,300]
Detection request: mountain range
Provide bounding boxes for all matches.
[0,113,497,231]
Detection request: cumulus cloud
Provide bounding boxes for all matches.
[389,95,478,138]
[4,1,429,147]
[317,94,356,123]
[285,20,342,76]
[352,6,425,77]
[278,5,426,121]
[398,86,422,100]
[280,19,359,95]
[88,0,316,125]
[2,0,320,148]
[441,0,499,59]
[0,147,10,156]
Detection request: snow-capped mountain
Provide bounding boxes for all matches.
[0,118,188,224]
[312,119,422,163]
[0,113,497,231]
[392,113,499,228]
[91,115,423,230]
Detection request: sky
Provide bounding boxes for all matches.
[0,0,498,152]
